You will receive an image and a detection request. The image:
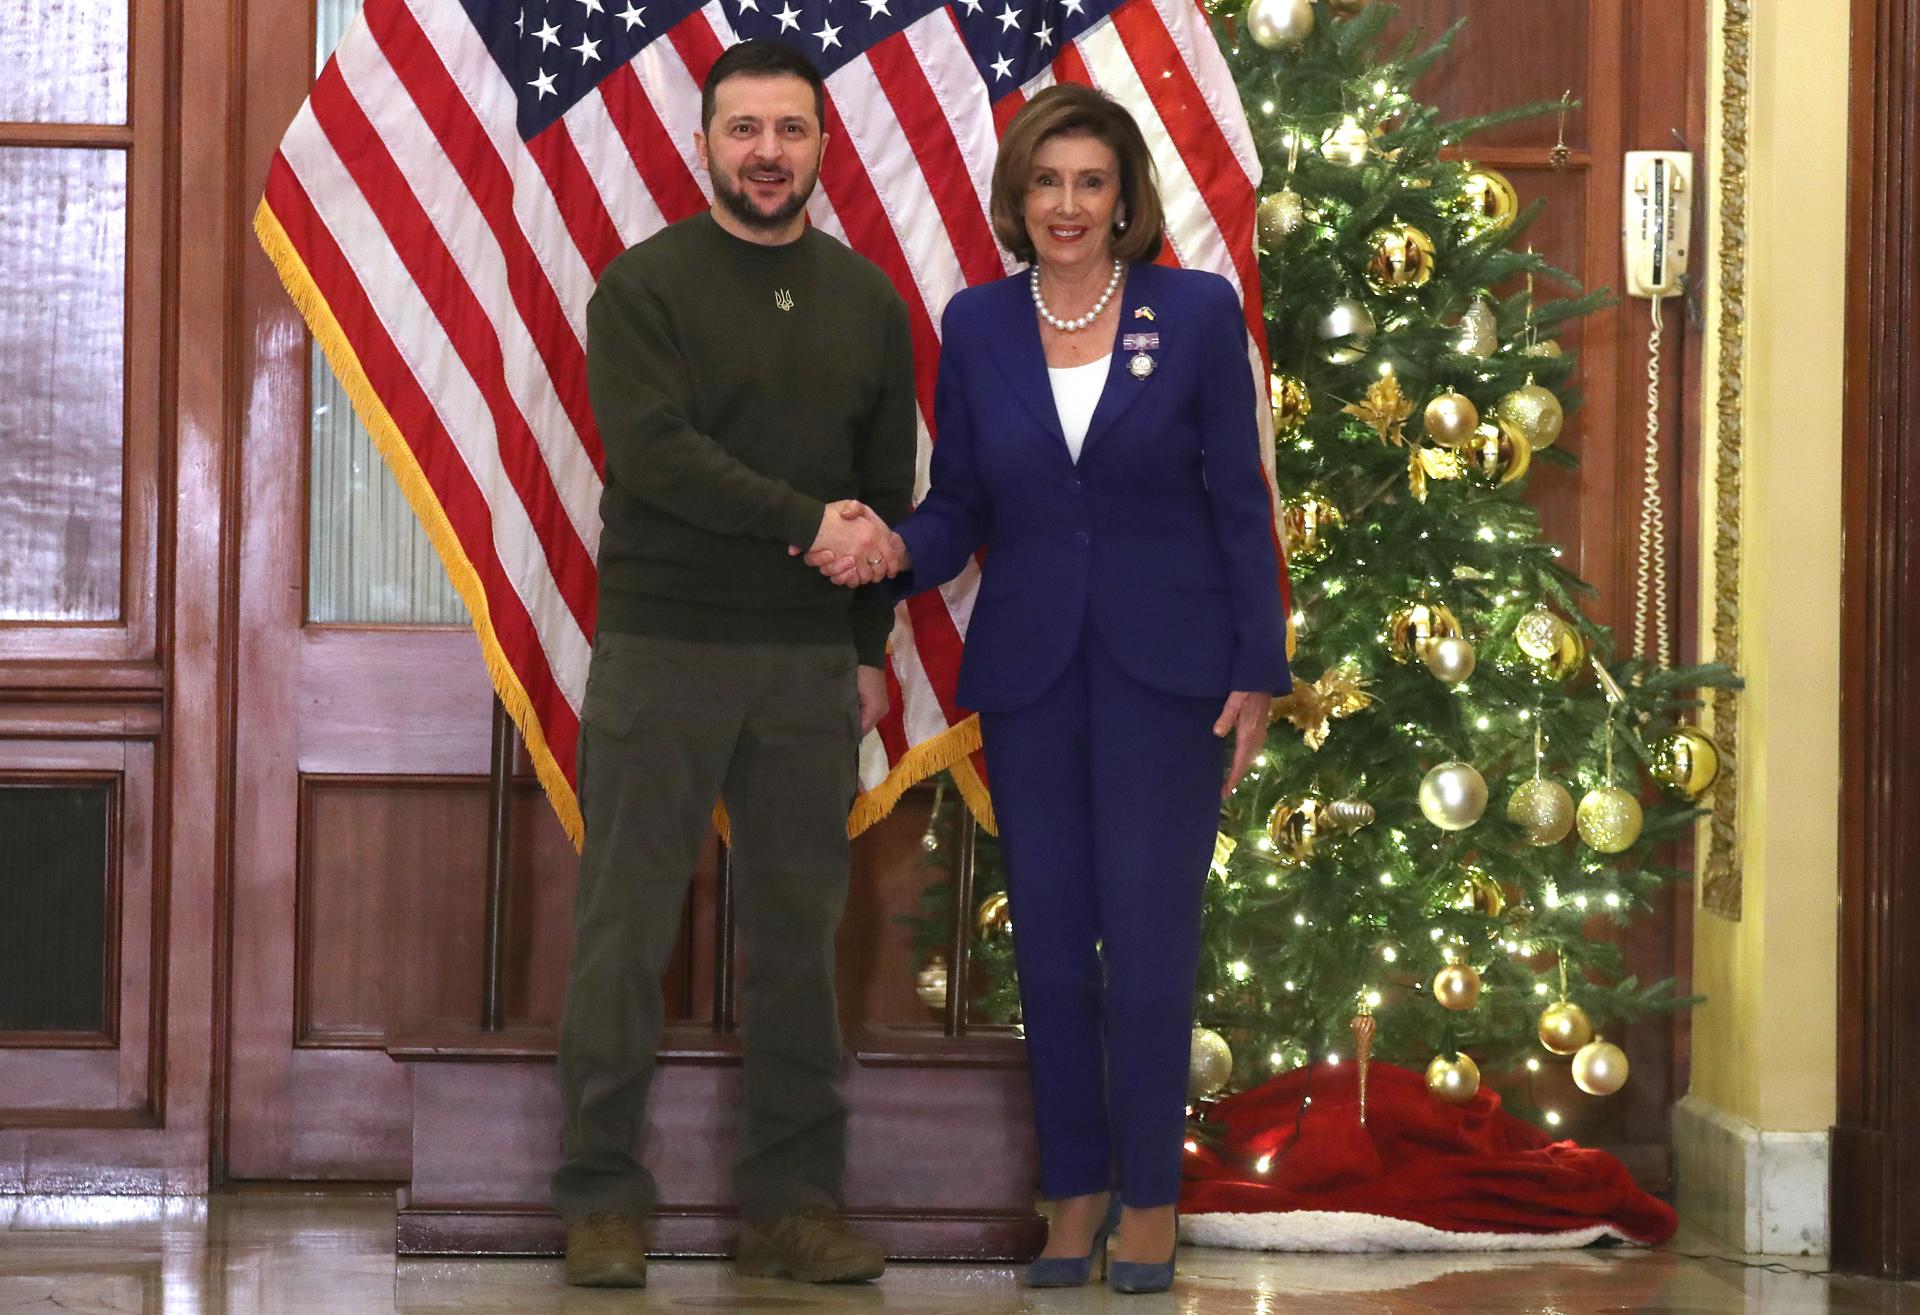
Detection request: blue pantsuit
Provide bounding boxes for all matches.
[894,263,1291,1208]
[983,619,1224,1205]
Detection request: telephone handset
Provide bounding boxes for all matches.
[1622,149,1694,670]
[1622,150,1692,299]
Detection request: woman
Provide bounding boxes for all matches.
[813,85,1290,1293]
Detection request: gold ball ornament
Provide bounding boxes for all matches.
[1432,961,1483,1011]
[1266,795,1328,864]
[1257,189,1309,247]
[1269,372,1312,433]
[1523,337,1564,359]
[1419,760,1489,831]
[1454,297,1498,357]
[976,890,1012,939]
[1426,1051,1482,1104]
[1451,869,1507,918]
[1650,726,1723,801]
[1537,999,1595,1056]
[1190,1026,1235,1098]
[1576,785,1644,854]
[1459,168,1520,235]
[1320,115,1373,168]
[915,956,949,1009]
[1317,296,1375,363]
[1387,600,1462,663]
[1423,635,1477,685]
[1513,605,1572,657]
[1245,0,1314,51]
[1364,222,1437,293]
[1467,420,1533,486]
[1507,776,1576,845]
[1512,607,1586,681]
[1280,492,1344,565]
[1422,389,1480,446]
[1496,382,1565,450]
[1572,1037,1630,1096]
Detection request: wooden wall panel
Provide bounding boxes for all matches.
[1835,0,1920,1278]
[296,778,491,1046]
[0,742,152,1128]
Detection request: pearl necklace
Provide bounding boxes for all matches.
[1031,259,1124,333]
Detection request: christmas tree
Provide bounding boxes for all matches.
[909,0,1736,1128]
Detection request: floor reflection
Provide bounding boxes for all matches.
[0,1194,1914,1314]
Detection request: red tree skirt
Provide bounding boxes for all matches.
[1178,1061,1677,1251]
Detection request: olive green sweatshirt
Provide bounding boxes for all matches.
[586,211,916,667]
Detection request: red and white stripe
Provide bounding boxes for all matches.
[260,0,1267,834]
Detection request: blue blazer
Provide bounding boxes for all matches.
[894,263,1291,713]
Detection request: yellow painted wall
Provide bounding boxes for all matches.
[1687,0,1845,1132]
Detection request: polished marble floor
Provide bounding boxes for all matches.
[3,1193,1916,1314]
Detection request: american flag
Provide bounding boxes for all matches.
[256,0,1269,845]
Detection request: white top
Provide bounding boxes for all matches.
[1048,355,1110,463]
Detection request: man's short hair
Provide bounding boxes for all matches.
[989,83,1166,265]
[701,41,827,132]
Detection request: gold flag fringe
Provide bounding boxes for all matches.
[254,198,585,848]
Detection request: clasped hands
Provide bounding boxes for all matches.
[788,500,909,587]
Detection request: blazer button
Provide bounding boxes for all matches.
[1074,530,1091,546]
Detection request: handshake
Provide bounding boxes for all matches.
[789,499,911,588]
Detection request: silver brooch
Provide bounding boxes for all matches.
[1128,352,1155,379]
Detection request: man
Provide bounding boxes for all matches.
[553,39,912,1288]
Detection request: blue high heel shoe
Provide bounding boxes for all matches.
[1023,1194,1121,1288]
[1107,1209,1177,1295]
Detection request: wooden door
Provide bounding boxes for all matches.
[225,0,589,1180]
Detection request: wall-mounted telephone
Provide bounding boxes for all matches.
[1622,148,1694,670]
[1623,151,1692,298]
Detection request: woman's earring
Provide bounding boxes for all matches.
[1115,213,1130,233]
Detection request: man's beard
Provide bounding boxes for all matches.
[710,163,817,232]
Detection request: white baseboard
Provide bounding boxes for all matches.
[1672,1095,1829,1256]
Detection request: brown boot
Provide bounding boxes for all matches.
[734,1205,887,1283]
[563,1210,648,1287]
